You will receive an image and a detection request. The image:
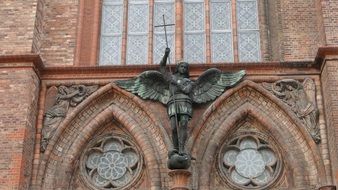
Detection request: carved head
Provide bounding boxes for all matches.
[175,61,189,78]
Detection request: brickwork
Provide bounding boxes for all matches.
[33,83,170,189]
[321,0,338,45]
[189,81,325,189]
[321,58,338,185]
[32,0,45,54]
[1,0,338,189]
[39,0,78,66]
[0,0,37,55]
[279,0,325,61]
[0,65,40,189]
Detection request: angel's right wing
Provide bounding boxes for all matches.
[191,69,245,104]
[115,70,170,104]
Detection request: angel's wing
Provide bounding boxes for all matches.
[115,70,170,104]
[191,69,245,104]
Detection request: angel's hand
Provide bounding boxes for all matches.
[165,48,170,56]
[170,78,177,85]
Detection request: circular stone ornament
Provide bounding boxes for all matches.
[80,134,143,190]
[218,135,283,189]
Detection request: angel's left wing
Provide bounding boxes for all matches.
[191,69,245,104]
[115,70,170,104]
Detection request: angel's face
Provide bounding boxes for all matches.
[177,63,188,75]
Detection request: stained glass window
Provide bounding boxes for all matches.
[99,0,124,65]
[153,0,175,64]
[237,0,261,62]
[126,0,149,65]
[183,0,206,63]
[210,0,234,62]
[98,0,261,65]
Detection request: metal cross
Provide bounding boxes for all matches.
[154,15,175,51]
[155,15,181,150]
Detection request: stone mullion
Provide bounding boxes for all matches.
[176,0,183,62]
[232,0,239,63]
[148,0,154,64]
[205,0,211,64]
[121,0,128,65]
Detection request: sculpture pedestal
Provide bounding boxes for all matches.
[319,185,336,190]
[168,169,191,190]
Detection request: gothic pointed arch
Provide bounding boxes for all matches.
[35,83,171,189]
[187,80,326,189]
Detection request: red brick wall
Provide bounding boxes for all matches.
[321,0,338,45]
[0,0,37,55]
[32,0,45,54]
[321,57,338,185]
[278,0,325,61]
[39,0,79,66]
[0,64,40,189]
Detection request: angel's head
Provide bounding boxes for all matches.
[175,61,189,78]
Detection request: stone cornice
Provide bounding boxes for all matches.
[41,60,320,80]
[314,46,338,72]
[1,50,331,80]
[0,54,44,78]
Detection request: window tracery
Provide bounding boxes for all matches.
[80,134,143,189]
[218,134,282,189]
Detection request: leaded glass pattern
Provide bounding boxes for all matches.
[99,0,124,65]
[98,0,262,65]
[184,0,206,63]
[153,0,175,64]
[126,0,149,65]
[210,0,233,62]
[237,0,261,62]
[81,135,143,189]
[238,31,260,62]
[219,135,282,189]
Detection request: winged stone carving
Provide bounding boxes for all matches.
[116,48,245,169]
[41,85,99,152]
[262,78,320,143]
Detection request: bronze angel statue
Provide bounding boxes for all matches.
[116,48,245,169]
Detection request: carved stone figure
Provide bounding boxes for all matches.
[263,79,320,143]
[41,85,99,152]
[116,48,245,169]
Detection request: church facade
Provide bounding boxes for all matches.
[0,0,338,189]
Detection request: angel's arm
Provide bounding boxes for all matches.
[180,81,193,94]
[160,48,170,74]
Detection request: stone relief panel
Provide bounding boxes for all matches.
[41,85,99,152]
[79,133,143,190]
[262,78,321,143]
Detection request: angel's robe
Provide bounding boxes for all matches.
[167,76,193,118]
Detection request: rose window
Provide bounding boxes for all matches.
[81,135,143,189]
[219,135,282,189]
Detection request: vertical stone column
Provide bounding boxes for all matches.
[168,170,191,190]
